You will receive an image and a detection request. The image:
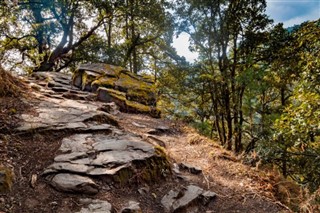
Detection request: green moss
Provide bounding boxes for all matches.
[113,168,133,185]
[141,146,171,182]
[155,146,170,163]
[116,73,155,92]
[81,72,87,90]
[126,89,156,106]
[107,89,126,101]
[104,64,124,76]
[140,155,171,182]
[150,107,161,118]
[92,77,116,89]
[112,148,171,185]
[75,69,103,91]
[140,73,155,84]
[0,167,13,193]
[126,100,151,113]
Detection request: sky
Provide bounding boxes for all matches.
[173,0,320,62]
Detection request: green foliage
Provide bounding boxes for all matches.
[0,0,174,73]
[173,0,272,151]
[265,20,320,191]
[191,121,214,138]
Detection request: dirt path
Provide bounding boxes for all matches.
[117,113,291,213]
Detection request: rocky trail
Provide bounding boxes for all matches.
[0,69,290,212]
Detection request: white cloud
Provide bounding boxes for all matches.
[172,32,198,62]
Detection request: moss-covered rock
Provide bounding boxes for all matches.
[73,63,160,117]
[97,88,127,110]
[113,150,171,185]
[126,89,156,106]
[44,133,172,189]
[97,87,160,118]
[91,77,116,92]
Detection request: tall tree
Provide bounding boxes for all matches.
[0,0,106,72]
[175,0,271,151]
[120,0,173,73]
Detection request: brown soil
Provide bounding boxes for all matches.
[0,83,292,212]
[117,113,292,213]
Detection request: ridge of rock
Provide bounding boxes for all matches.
[72,63,160,118]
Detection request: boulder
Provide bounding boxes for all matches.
[72,63,160,118]
[44,133,171,189]
[49,173,99,195]
[161,185,216,213]
[97,87,160,118]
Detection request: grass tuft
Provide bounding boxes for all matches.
[0,66,26,97]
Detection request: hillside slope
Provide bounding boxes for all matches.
[0,71,291,213]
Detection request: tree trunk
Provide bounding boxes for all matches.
[235,87,245,152]
[211,89,224,144]
[225,89,233,150]
[107,17,112,49]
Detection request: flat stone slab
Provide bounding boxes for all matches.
[17,96,116,132]
[147,126,171,135]
[79,63,124,77]
[44,133,170,192]
[44,133,156,175]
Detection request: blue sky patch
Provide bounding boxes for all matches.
[266,0,320,27]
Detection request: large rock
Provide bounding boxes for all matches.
[44,133,171,190]
[73,63,160,118]
[97,88,160,117]
[17,96,117,132]
[49,173,99,194]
